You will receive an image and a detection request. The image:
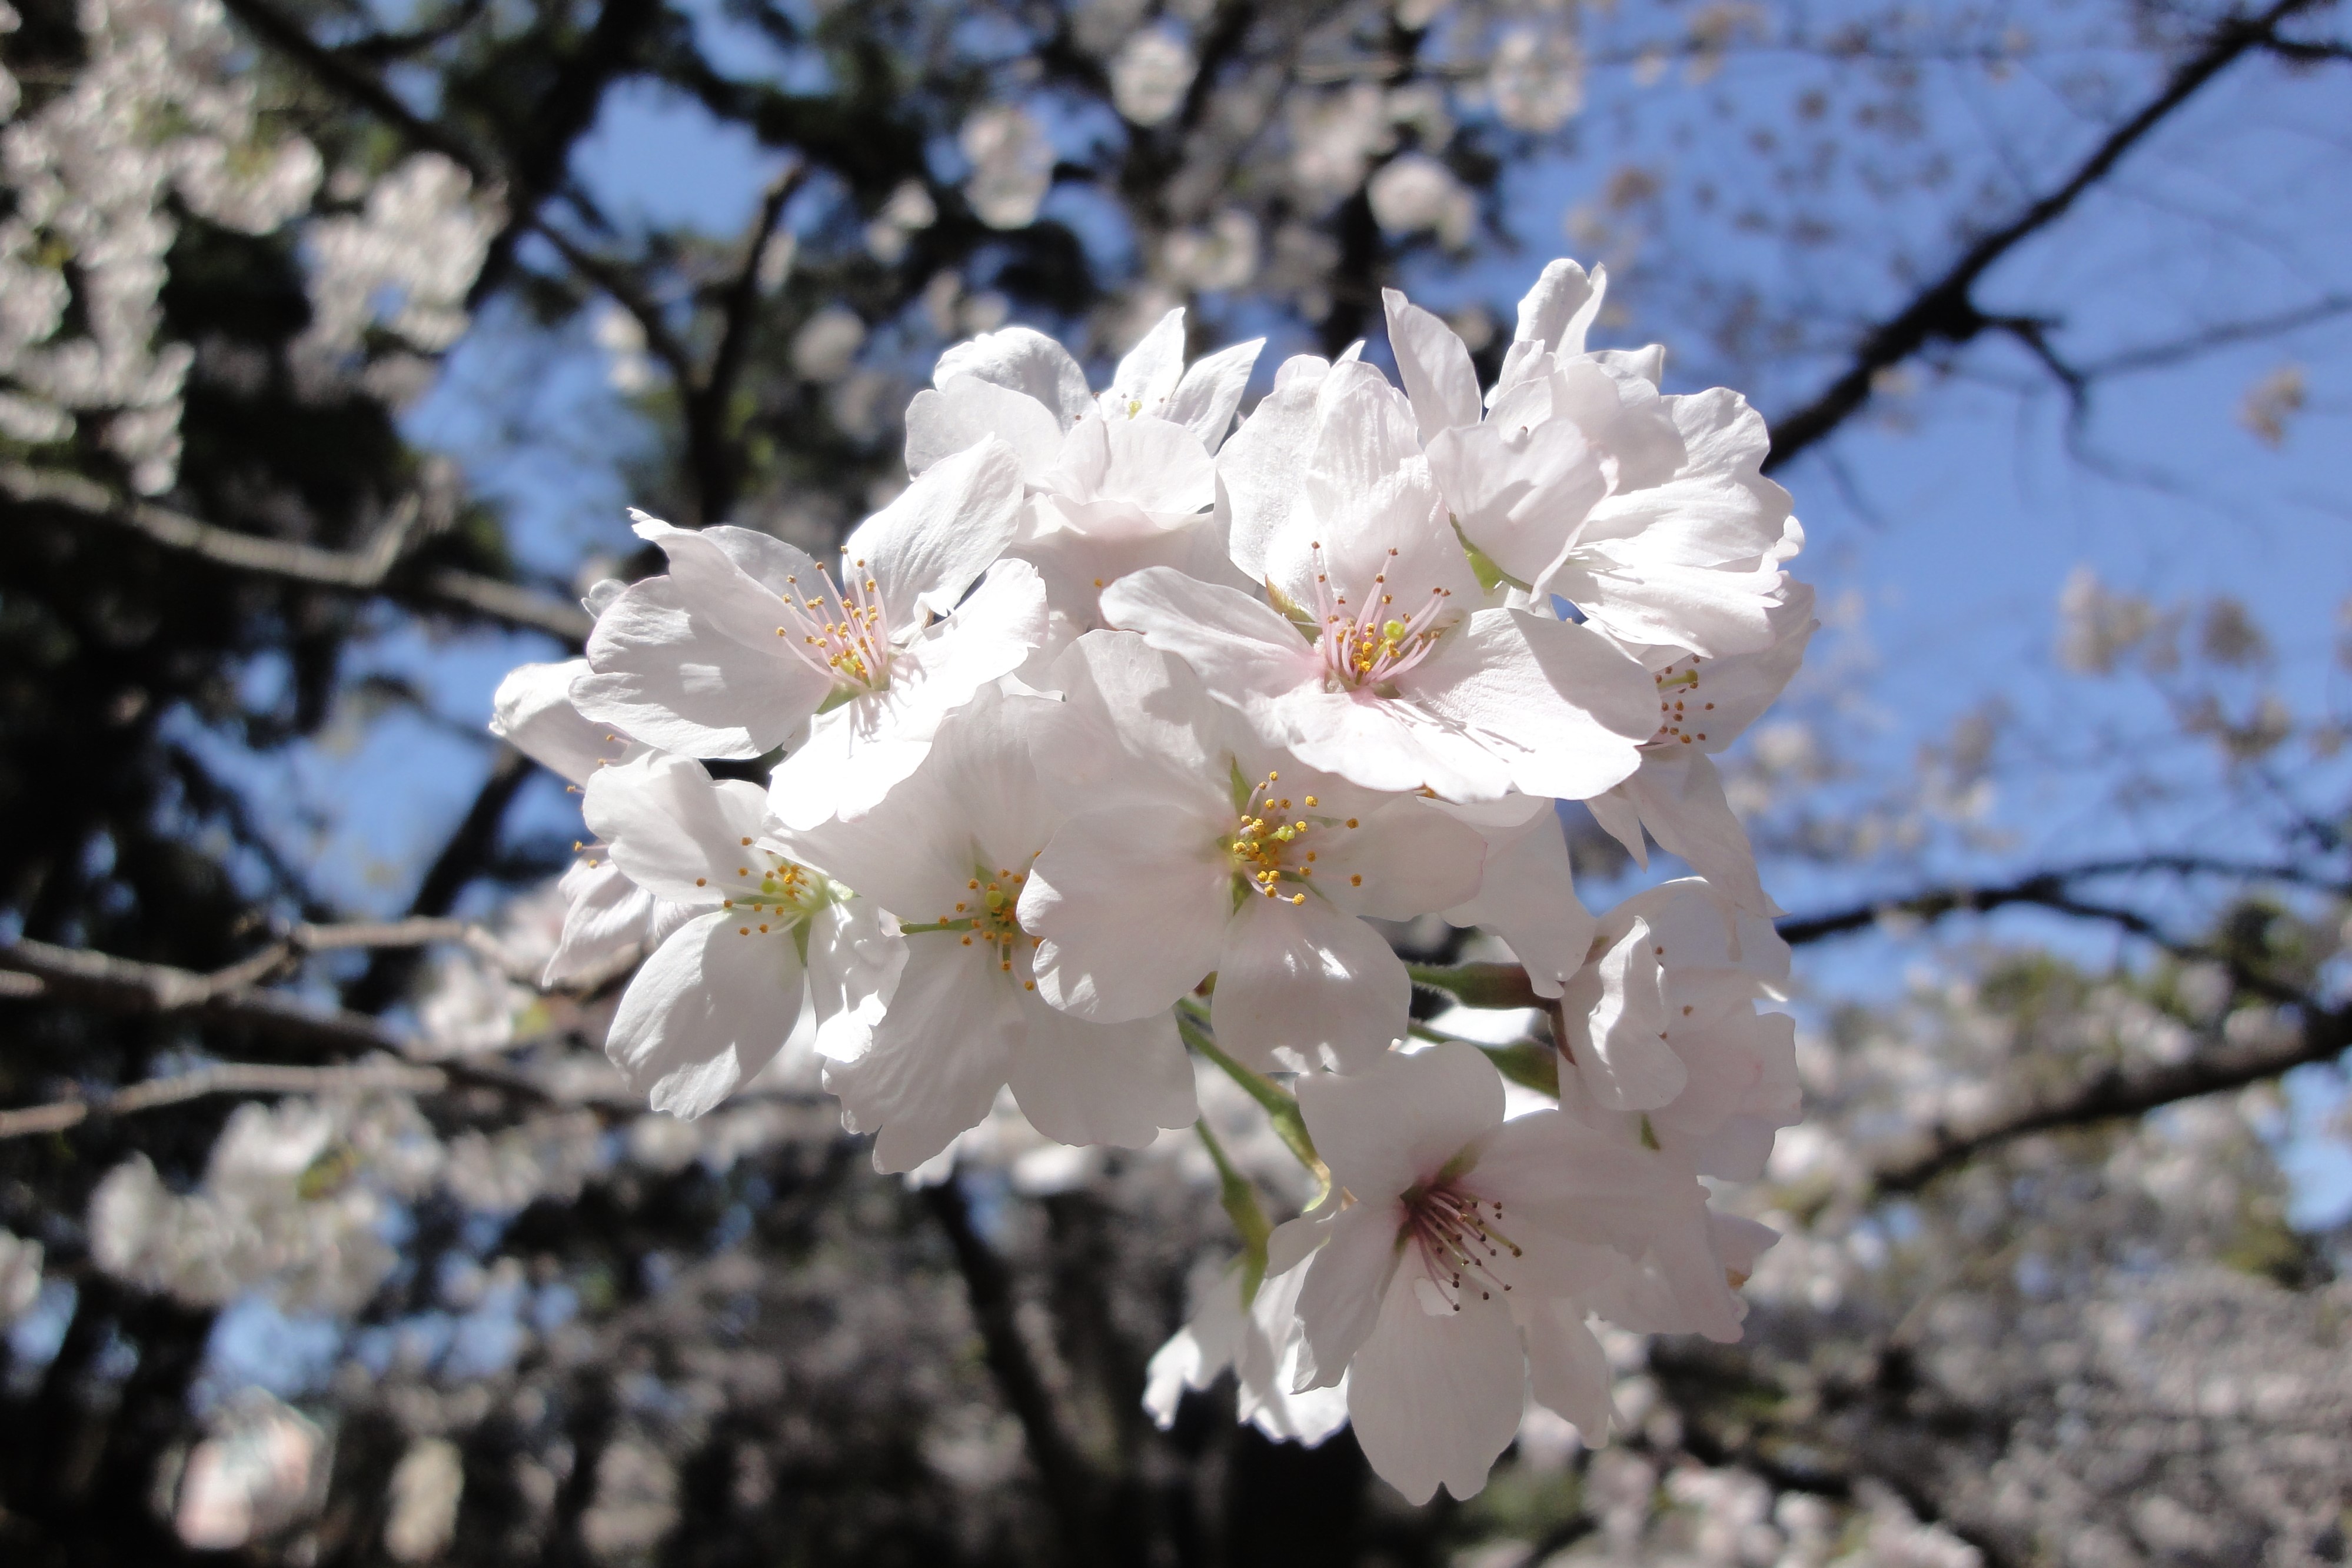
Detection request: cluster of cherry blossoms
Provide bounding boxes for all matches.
[489,257,1813,1504]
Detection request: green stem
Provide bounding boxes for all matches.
[1195,1120,1270,1301]
[1404,960,1545,1011]
[1175,1006,1328,1198]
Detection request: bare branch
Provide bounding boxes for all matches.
[0,1060,451,1140]
[0,464,593,645]
[920,1177,1105,1560]
[685,162,809,526]
[1774,854,2346,947]
[1762,0,2328,473]
[1867,1003,2351,1192]
[2078,293,2352,377]
[0,938,405,1055]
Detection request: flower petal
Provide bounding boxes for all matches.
[606,910,805,1118]
[491,660,620,784]
[573,577,830,758]
[1163,337,1263,454]
[1100,565,1321,710]
[1007,994,1195,1146]
[934,325,1093,427]
[849,436,1026,624]
[1346,1276,1525,1504]
[1211,895,1410,1071]
[827,941,1022,1173]
[906,377,1065,482]
[583,752,771,904]
[1292,1199,1405,1389]
[1296,1038,1505,1198]
[1403,608,1654,801]
[1024,808,1229,1021]
[1382,287,1482,440]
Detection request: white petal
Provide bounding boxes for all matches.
[1023,809,1229,1021]
[1522,1298,1616,1439]
[1144,1269,1243,1429]
[1619,753,1773,916]
[1312,796,1488,919]
[828,941,1022,1173]
[583,752,771,904]
[1266,685,1516,802]
[1097,416,1216,515]
[1210,895,1410,1071]
[574,577,830,758]
[1295,1038,1503,1199]
[1426,417,1607,591]
[1164,338,1263,454]
[849,437,1026,623]
[546,858,658,984]
[804,898,907,1062]
[1292,1199,1405,1389]
[906,379,1064,482]
[1435,797,1596,998]
[1105,307,1189,412]
[1403,609,1655,801]
[1346,1276,1525,1504]
[1099,566,1321,710]
[1382,288,1482,440]
[606,910,805,1118]
[492,660,614,784]
[1512,258,1605,360]
[1216,374,1323,584]
[934,325,1093,427]
[1007,994,1195,1147]
[1569,918,1686,1111]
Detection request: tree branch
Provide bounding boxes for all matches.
[0,938,405,1056]
[0,464,592,645]
[684,163,807,526]
[920,1177,1103,1562]
[1762,0,2326,473]
[0,1060,451,1140]
[1865,1001,2351,1192]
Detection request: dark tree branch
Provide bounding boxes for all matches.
[0,1059,450,1139]
[215,0,500,185]
[684,163,808,525]
[1774,854,2346,948]
[1865,1001,2351,1192]
[921,1176,1104,1563]
[0,464,593,644]
[1762,0,2327,473]
[0,937,407,1057]
[2078,292,2352,377]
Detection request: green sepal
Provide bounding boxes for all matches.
[1452,515,1528,595]
[1195,1120,1271,1302]
[1265,578,1320,642]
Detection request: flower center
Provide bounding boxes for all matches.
[1650,660,1713,747]
[1222,768,1359,907]
[1309,543,1452,694]
[776,554,892,693]
[709,844,830,937]
[1398,1176,1523,1312]
[909,864,1044,990]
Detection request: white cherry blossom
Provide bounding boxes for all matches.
[1144,1253,1351,1445]
[1555,878,1801,1181]
[490,658,690,984]
[584,751,901,1118]
[1385,268,1803,662]
[1019,631,1486,1068]
[1265,1042,1755,1503]
[1108,356,1657,802]
[776,685,1197,1171]
[570,438,1044,827]
[1585,582,1817,913]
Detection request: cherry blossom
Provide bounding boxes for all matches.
[583,751,901,1118]
[775,685,1197,1171]
[1107,356,1658,802]
[1555,878,1801,1181]
[1019,631,1486,1068]
[1263,1042,1756,1503]
[570,438,1045,828]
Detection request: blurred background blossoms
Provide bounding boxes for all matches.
[0,0,2349,1563]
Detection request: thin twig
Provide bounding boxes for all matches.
[0,1061,453,1140]
[0,464,591,645]
[1762,0,2327,472]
